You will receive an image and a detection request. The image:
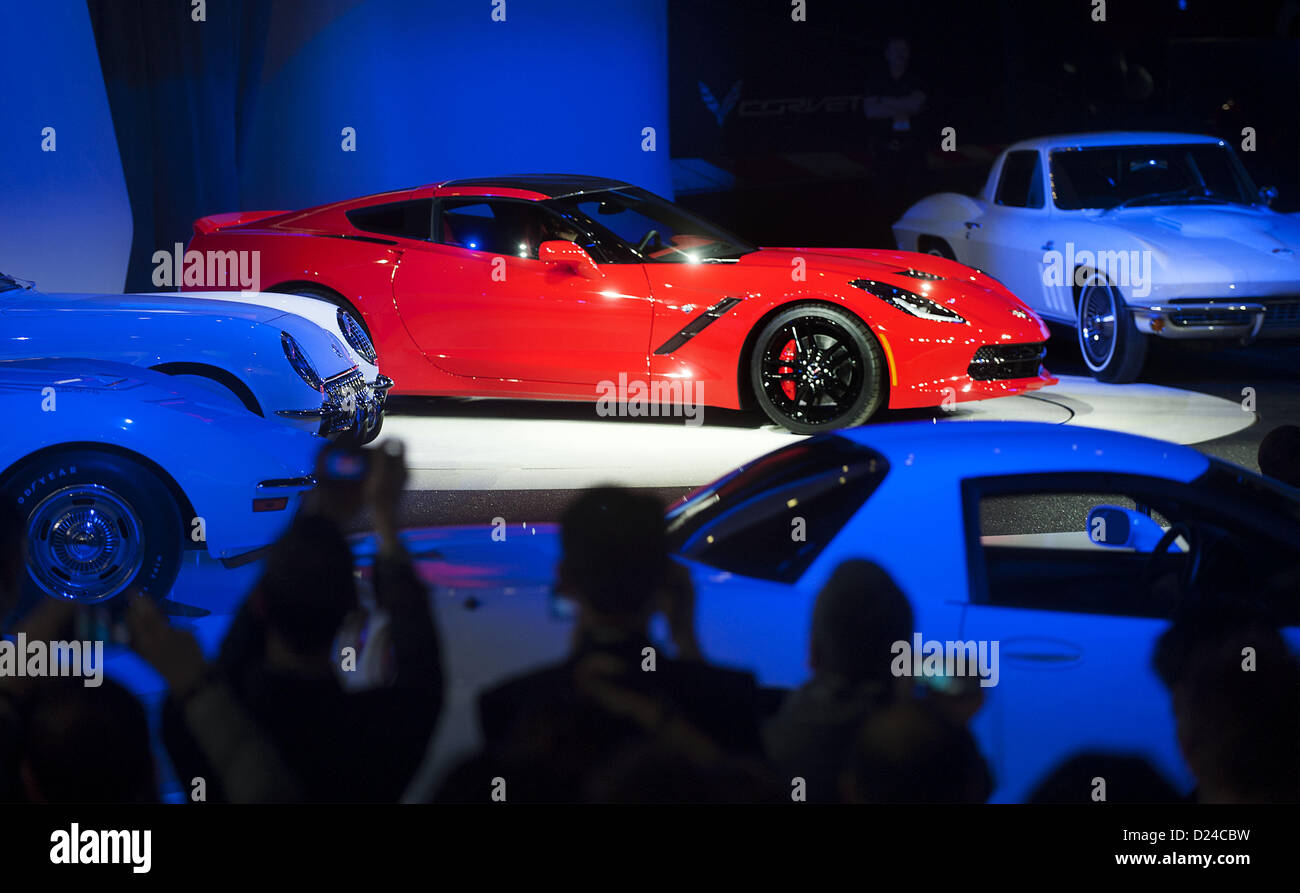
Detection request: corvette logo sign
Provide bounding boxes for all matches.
[699,79,743,125]
[700,79,865,124]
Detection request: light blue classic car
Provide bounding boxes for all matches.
[0,358,319,608]
[0,273,383,441]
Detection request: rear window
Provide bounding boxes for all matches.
[666,436,888,583]
[346,199,433,240]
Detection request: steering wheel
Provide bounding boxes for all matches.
[1140,522,1202,592]
[635,229,660,254]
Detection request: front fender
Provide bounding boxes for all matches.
[0,375,318,558]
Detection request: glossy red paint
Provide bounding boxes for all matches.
[186,180,1055,420]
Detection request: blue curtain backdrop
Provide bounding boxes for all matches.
[0,0,132,293]
[83,0,671,293]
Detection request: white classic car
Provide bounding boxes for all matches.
[0,358,319,609]
[0,272,385,441]
[893,132,1300,381]
[177,286,391,414]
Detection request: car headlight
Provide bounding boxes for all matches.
[849,279,967,324]
[337,308,378,366]
[281,331,323,390]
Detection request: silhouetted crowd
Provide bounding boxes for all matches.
[1,435,1297,804]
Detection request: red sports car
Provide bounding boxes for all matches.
[187,176,1054,433]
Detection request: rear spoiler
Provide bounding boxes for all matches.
[193,210,287,235]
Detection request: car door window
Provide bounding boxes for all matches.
[994,151,1045,209]
[964,471,1300,623]
[436,199,587,259]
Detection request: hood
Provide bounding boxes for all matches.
[1,288,291,325]
[0,357,260,419]
[0,357,156,391]
[741,247,1038,327]
[1093,205,1300,283]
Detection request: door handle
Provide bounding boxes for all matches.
[1000,636,1084,666]
[964,221,982,230]
[1003,650,1081,664]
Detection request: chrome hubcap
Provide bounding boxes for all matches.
[1079,285,1117,367]
[26,484,143,603]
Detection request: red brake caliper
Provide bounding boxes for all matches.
[779,339,797,401]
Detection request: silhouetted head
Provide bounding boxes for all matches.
[558,487,667,622]
[1028,752,1181,803]
[21,678,157,803]
[810,560,913,685]
[1258,424,1300,488]
[256,513,358,657]
[841,700,991,803]
[885,37,911,72]
[588,741,784,804]
[1155,602,1300,803]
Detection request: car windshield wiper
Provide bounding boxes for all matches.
[0,273,36,292]
[1102,186,1198,214]
[1181,190,1240,205]
[1103,186,1240,214]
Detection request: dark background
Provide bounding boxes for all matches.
[669,0,1300,247]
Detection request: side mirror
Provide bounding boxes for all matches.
[1258,185,1278,207]
[538,240,602,279]
[1086,505,1164,552]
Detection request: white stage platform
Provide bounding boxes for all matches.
[376,375,1254,491]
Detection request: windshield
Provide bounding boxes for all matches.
[665,435,888,583]
[0,273,35,293]
[1049,143,1258,211]
[547,187,755,263]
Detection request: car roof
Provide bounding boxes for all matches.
[436,174,631,199]
[832,421,1212,484]
[1006,131,1224,152]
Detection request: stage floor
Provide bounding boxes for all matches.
[376,374,1253,491]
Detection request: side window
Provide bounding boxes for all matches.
[437,201,497,253]
[995,151,1045,209]
[346,199,433,240]
[967,479,1181,618]
[436,199,585,259]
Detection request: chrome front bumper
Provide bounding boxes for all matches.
[1132,299,1300,340]
[277,368,390,437]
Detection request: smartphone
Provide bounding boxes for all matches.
[74,603,130,646]
[548,589,578,621]
[323,447,370,482]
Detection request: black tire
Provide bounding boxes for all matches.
[921,238,956,260]
[1,450,183,613]
[359,413,383,445]
[1076,278,1147,383]
[749,304,886,434]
